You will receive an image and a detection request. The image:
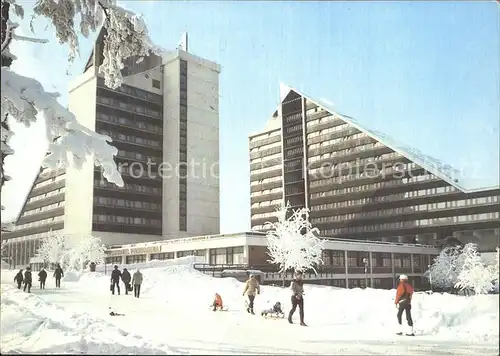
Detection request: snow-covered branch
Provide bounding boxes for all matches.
[28,0,163,89]
[1,0,163,231]
[265,203,324,275]
[11,33,48,43]
[1,67,124,186]
[98,3,162,89]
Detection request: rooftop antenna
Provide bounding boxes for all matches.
[177,32,188,52]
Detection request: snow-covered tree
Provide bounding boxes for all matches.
[67,234,106,270]
[1,239,8,261]
[1,0,162,231]
[426,246,463,290]
[35,230,69,267]
[455,243,493,295]
[36,231,106,271]
[488,247,499,292]
[265,203,324,286]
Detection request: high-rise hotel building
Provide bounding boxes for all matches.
[249,84,499,252]
[2,32,221,267]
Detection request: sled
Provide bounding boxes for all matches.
[261,312,285,319]
[109,312,125,316]
[209,304,229,311]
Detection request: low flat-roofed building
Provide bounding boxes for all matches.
[103,231,440,290]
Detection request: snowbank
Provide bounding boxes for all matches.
[0,285,172,354]
[1,259,10,269]
[1,257,498,354]
[76,258,499,341]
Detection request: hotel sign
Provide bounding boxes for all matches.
[106,246,161,256]
[131,246,161,255]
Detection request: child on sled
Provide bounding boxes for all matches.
[261,301,284,317]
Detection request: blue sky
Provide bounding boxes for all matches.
[2,1,499,233]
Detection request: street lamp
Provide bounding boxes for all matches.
[363,257,369,288]
[427,264,432,292]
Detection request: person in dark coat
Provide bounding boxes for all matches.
[288,271,306,326]
[23,267,32,293]
[110,265,122,295]
[14,269,23,289]
[38,268,48,289]
[54,264,64,288]
[121,268,131,295]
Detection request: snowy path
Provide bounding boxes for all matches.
[1,284,497,354]
[1,263,498,355]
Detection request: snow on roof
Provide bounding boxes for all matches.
[276,83,499,194]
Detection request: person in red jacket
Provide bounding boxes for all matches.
[212,293,224,311]
[395,274,415,336]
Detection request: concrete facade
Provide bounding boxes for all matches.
[101,232,441,290]
[249,84,500,252]
[1,33,221,266]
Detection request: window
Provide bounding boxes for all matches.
[150,252,174,260]
[126,254,146,264]
[412,254,421,269]
[105,256,122,264]
[179,215,187,231]
[332,251,345,267]
[152,79,161,89]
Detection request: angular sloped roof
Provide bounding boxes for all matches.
[278,83,499,194]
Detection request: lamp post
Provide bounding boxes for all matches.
[427,264,432,291]
[363,257,369,288]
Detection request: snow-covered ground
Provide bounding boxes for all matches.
[1,258,499,355]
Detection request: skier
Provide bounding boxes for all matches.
[110,265,122,295]
[23,266,32,293]
[288,271,306,326]
[212,293,224,311]
[395,274,415,336]
[261,301,284,317]
[38,268,47,289]
[131,269,143,298]
[14,269,23,289]
[242,274,260,314]
[121,268,131,295]
[54,263,64,288]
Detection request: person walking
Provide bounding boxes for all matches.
[242,274,260,314]
[395,274,415,336]
[38,268,47,289]
[54,264,64,288]
[121,268,131,295]
[131,269,143,298]
[110,265,122,295]
[14,269,23,289]
[288,271,306,326]
[23,266,32,293]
